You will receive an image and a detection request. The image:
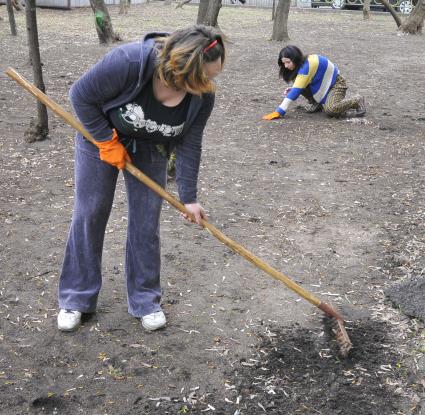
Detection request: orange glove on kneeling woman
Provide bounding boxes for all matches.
[262,111,281,121]
[94,129,131,170]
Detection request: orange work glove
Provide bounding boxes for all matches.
[262,111,281,121]
[94,130,131,170]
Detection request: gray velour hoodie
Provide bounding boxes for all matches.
[69,32,215,204]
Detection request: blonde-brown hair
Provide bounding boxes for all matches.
[156,25,225,96]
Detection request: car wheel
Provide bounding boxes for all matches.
[331,0,346,8]
[399,0,413,14]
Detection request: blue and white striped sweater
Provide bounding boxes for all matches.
[276,55,339,117]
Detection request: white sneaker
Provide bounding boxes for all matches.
[57,309,82,332]
[141,310,166,331]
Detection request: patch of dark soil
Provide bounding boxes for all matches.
[134,320,405,415]
[386,277,425,322]
[228,320,404,415]
[30,395,68,414]
[133,391,230,415]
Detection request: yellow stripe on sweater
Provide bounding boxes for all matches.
[307,55,319,81]
[293,74,310,89]
[293,55,319,89]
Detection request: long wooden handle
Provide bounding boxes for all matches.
[5,67,324,309]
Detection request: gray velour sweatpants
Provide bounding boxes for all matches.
[58,134,167,317]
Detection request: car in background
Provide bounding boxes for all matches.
[311,0,416,14]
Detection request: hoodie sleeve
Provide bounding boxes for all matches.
[69,46,133,142]
[175,93,215,204]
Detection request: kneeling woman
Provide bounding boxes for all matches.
[263,45,365,120]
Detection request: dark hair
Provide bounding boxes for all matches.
[156,25,225,95]
[278,45,306,83]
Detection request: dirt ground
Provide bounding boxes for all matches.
[1,2,425,414]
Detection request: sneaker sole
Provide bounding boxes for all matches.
[58,323,81,332]
[141,321,166,331]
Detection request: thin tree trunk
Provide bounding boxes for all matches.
[89,0,121,44]
[119,0,129,14]
[197,0,209,24]
[400,0,425,33]
[199,0,221,26]
[272,0,276,20]
[272,0,290,41]
[25,0,48,142]
[380,0,402,27]
[7,0,17,35]
[363,0,371,19]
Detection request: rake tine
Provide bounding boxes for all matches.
[319,302,352,357]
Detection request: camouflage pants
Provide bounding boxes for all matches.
[323,75,360,116]
[155,144,176,176]
[167,150,176,175]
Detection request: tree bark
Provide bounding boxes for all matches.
[25,0,48,142]
[363,0,371,19]
[197,0,209,23]
[7,0,18,35]
[272,0,290,41]
[89,0,121,44]
[380,0,402,27]
[272,0,276,20]
[400,0,425,33]
[198,0,221,26]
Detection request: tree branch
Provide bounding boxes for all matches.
[380,0,402,27]
[176,0,192,8]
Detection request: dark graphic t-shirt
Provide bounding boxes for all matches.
[108,78,191,144]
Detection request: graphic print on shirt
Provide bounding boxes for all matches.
[120,103,185,137]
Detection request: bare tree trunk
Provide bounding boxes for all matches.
[176,0,191,8]
[119,0,129,14]
[197,0,209,23]
[25,0,48,142]
[272,0,290,41]
[400,0,425,33]
[363,0,371,19]
[89,0,121,44]
[272,0,277,20]
[198,0,221,26]
[380,0,402,27]
[7,0,17,35]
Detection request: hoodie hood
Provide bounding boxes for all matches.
[135,31,169,91]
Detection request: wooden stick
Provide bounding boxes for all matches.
[5,67,328,309]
